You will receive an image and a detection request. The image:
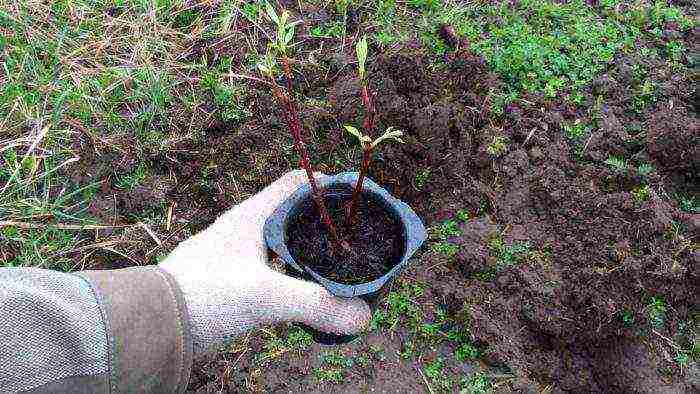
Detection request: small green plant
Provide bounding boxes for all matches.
[675,350,689,367]
[399,340,416,359]
[604,156,628,172]
[375,282,425,330]
[665,40,686,62]
[435,219,462,240]
[242,1,261,21]
[455,342,481,361]
[314,350,354,384]
[309,22,345,39]
[424,357,452,390]
[313,367,343,384]
[621,310,635,326]
[631,79,656,113]
[675,194,698,213]
[637,163,655,176]
[647,295,667,327]
[486,136,507,156]
[456,209,470,222]
[415,168,431,190]
[463,372,491,393]
[632,185,650,203]
[286,326,313,351]
[563,120,590,139]
[489,234,531,268]
[432,241,459,257]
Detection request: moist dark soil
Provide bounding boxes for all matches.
[286,186,405,284]
[56,14,698,393]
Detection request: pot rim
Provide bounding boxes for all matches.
[264,172,426,297]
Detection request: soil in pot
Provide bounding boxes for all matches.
[286,185,406,285]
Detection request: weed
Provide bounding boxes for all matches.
[399,340,416,359]
[456,209,470,222]
[675,350,689,367]
[637,163,655,177]
[632,185,650,203]
[647,295,667,327]
[432,241,459,258]
[675,194,698,213]
[486,136,507,156]
[424,357,453,390]
[563,120,591,140]
[473,268,497,282]
[470,0,634,99]
[665,40,686,63]
[286,326,313,351]
[434,219,462,240]
[604,156,629,173]
[310,22,345,39]
[462,372,491,394]
[374,282,424,330]
[313,367,343,384]
[455,342,481,361]
[415,168,431,190]
[489,234,531,268]
[242,1,262,21]
[621,310,635,326]
[631,79,656,113]
[314,350,353,384]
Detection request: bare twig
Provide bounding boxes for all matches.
[139,222,162,246]
[414,363,435,394]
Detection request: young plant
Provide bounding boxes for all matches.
[259,4,341,243]
[344,125,404,221]
[345,36,404,222]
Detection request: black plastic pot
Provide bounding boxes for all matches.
[264,172,426,344]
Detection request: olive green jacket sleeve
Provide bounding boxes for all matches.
[0,266,193,393]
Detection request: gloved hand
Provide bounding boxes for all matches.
[159,170,371,357]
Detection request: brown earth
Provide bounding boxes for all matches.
[61,30,697,394]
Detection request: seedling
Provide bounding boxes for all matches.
[258,5,341,244]
[344,124,404,221]
[259,9,403,245]
[345,36,405,222]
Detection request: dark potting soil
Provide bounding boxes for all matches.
[286,186,406,285]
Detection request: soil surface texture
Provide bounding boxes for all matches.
[286,186,405,285]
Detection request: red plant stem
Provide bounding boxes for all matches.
[360,85,375,131]
[346,83,376,222]
[274,58,341,243]
[347,143,372,222]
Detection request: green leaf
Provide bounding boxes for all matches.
[284,24,295,45]
[344,125,371,145]
[264,2,279,24]
[356,35,368,79]
[371,127,404,149]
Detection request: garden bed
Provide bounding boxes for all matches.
[1,0,697,392]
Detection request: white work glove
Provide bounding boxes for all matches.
[159,170,371,357]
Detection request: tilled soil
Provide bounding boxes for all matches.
[63,41,697,394]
